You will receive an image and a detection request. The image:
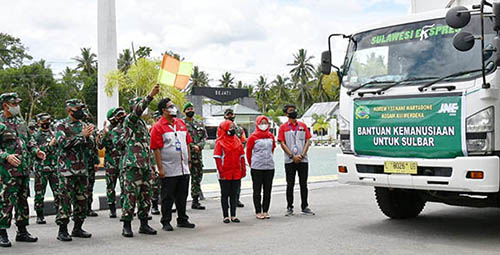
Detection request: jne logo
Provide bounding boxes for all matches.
[438,103,459,115]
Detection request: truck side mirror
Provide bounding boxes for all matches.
[453,31,475,51]
[446,6,471,29]
[494,37,500,66]
[321,50,332,75]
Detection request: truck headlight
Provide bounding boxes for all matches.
[338,115,350,134]
[337,115,352,153]
[466,107,494,153]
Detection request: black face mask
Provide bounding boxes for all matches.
[288,111,298,119]
[41,123,50,130]
[186,111,195,118]
[71,109,85,120]
[227,129,236,136]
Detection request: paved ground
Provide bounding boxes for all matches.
[4,181,500,255]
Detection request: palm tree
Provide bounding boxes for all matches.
[311,66,333,102]
[189,66,210,88]
[218,72,235,88]
[255,76,270,112]
[73,47,97,76]
[297,79,314,113]
[287,49,315,87]
[271,75,291,106]
[118,49,134,73]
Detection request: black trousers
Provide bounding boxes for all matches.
[285,163,309,210]
[160,174,190,225]
[219,180,240,218]
[251,169,275,214]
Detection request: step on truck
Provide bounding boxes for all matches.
[321,1,500,218]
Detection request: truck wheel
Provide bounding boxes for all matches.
[374,187,426,219]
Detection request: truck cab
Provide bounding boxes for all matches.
[322,3,500,218]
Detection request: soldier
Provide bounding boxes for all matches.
[217,108,247,208]
[150,110,162,215]
[98,107,126,218]
[55,99,93,241]
[182,102,207,210]
[83,107,99,217]
[0,92,45,247]
[32,113,59,225]
[116,84,159,237]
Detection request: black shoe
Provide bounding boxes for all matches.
[16,225,38,242]
[36,211,46,225]
[172,208,177,213]
[57,224,72,242]
[236,201,244,208]
[285,208,294,217]
[301,207,316,216]
[147,215,153,220]
[122,221,133,237]
[139,219,157,235]
[177,221,195,228]
[87,210,98,217]
[162,223,173,231]
[151,200,160,215]
[231,218,240,223]
[0,229,11,247]
[191,202,206,210]
[109,203,117,218]
[223,218,230,224]
[71,220,92,238]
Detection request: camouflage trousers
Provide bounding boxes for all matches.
[87,167,96,208]
[151,170,160,202]
[34,171,59,213]
[190,162,204,198]
[106,168,119,205]
[56,175,88,225]
[0,175,30,229]
[120,167,152,221]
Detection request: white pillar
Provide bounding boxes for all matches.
[97,0,119,129]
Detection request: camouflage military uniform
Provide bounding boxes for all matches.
[32,126,59,215]
[84,120,100,215]
[116,96,154,222]
[55,116,89,225]
[0,112,40,229]
[184,118,207,199]
[99,122,124,206]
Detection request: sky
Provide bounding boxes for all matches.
[0,0,410,85]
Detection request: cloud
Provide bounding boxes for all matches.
[0,0,410,84]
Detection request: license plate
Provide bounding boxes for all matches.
[384,161,418,174]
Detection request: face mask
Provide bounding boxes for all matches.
[168,107,177,117]
[227,129,236,136]
[41,123,50,130]
[186,111,195,118]
[71,109,85,120]
[288,111,298,119]
[258,124,269,131]
[8,105,20,116]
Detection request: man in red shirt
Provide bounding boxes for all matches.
[150,98,196,232]
[278,104,315,216]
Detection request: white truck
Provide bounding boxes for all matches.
[321,1,500,218]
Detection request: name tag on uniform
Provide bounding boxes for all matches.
[175,140,181,151]
[292,146,299,155]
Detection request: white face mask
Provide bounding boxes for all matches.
[8,105,20,116]
[258,124,268,131]
[168,107,177,116]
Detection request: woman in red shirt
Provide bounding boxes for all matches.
[213,120,246,223]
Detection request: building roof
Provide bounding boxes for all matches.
[302,102,339,118]
[212,104,261,116]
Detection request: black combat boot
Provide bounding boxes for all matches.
[15,225,38,242]
[71,220,92,238]
[36,210,46,224]
[57,224,72,241]
[122,221,133,237]
[191,196,206,210]
[139,219,157,235]
[0,229,11,247]
[151,200,160,215]
[109,203,117,218]
[87,201,98,217]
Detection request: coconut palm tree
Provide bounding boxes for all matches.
[296,78,314,113]
[189,66,210,87]
[73,47,97,76]
[118,49,134,73]
[255,76,270,112]
[311,66,333,102]
[271,75,291,107]
[287,49,315,87]
[218,72,235,88]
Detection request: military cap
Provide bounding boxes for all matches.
[224,108,234,115]
[107,107,117,120]
[129,97,143,107]
[65,99,84,108]
[183,102,194,112]
[36,113,52,122]
[0,92,22,104]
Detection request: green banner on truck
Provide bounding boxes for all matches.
[353,95,465,158]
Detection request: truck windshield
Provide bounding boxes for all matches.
[343,15,495,88]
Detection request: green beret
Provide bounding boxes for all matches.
[0,92,22,104]
[107,107,117,120]
[128,97,143,107]
[183,102,194,112]
[65,99,84,108]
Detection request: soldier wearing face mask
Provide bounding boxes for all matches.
[0,92,46,247]
[32,113,59,225]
